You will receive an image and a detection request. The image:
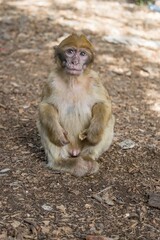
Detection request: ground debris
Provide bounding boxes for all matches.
[0,168,11,173]
[148,192,160,209]
[41,204,53,211]
[0,124,7,130]
[0,0,160,239]
[86,235,119,240]
[92,186,115,207]
[118,139,135,150]
[103,35,160,49]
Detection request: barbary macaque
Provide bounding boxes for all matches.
[37,34,115,177]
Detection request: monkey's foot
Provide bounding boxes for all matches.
[47,157,99,177]
[72,157,99,177]
[83,156,99,174]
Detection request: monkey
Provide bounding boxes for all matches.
[37,34,115,177]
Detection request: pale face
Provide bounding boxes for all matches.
[61,47,91,75]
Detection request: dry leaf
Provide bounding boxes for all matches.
[0,124,7,130]
[102,193,115,206]
[11,220,21,228]
[19,108,24,114]
[56,204,66,214]
[86,235,119,240]
[0,231,7,240]
[41,225,51,234]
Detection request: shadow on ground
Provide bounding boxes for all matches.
[0,1,160,239]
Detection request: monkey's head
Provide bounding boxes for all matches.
[54,34,94,76]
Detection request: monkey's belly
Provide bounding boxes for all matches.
[59,104,91,143]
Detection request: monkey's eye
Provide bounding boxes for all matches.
[80,51,86,56]
[66,49,74,55]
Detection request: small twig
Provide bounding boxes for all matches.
[93,194,103,202]
[0,103,6,109]
[92,194,108,208]
[92,186,114,208]
[143,223,160,233]
[96,186,113,195]
[24,218,37,229]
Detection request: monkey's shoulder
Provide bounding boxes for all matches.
[88,70,105,87]
[88,70,110,99]
[42,71,62,92]
[88,69,99,79]
[47,71,60,84]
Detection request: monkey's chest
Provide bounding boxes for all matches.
[59,98,92,123]
[56,94,93,134]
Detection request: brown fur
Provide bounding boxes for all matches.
[37,34,115,177]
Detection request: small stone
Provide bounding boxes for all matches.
[42,204,53,211]
[118,139,135,150]
[0,168,11,173]
[85,204,92,209]
[17,33,27,42]
[148,192,160,209]
[2,32,11,40]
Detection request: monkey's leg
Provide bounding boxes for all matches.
[79,102,111,145]
[54,156,99,177]
[81,115,115,160]
[37,131,99,177]
[38,102,69,146]
[45,143,99,177]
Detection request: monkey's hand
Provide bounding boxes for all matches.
[48,126,69,147]
[39,102,69,147]
[79,124,103,146]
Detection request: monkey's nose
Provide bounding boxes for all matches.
[71,58,79,65]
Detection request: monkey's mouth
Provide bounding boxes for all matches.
[65,67,83,75]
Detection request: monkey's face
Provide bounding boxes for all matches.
[55,34,94,75]
[59,47,91,75]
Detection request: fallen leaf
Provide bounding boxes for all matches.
[41,225,51,234]
[0,124,7,130]
[102,192,115,206]
[148,192,160,209]
[11,220,21,228]
[0,231,7,240]
[43,220,50,226]
[86,235,119,240]
[56,204,66,214]
[19,108,24,114]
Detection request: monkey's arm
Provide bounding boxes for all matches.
[39,102,69,146]
[79,102,112,145]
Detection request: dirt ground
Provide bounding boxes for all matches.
[0,0,160,239]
